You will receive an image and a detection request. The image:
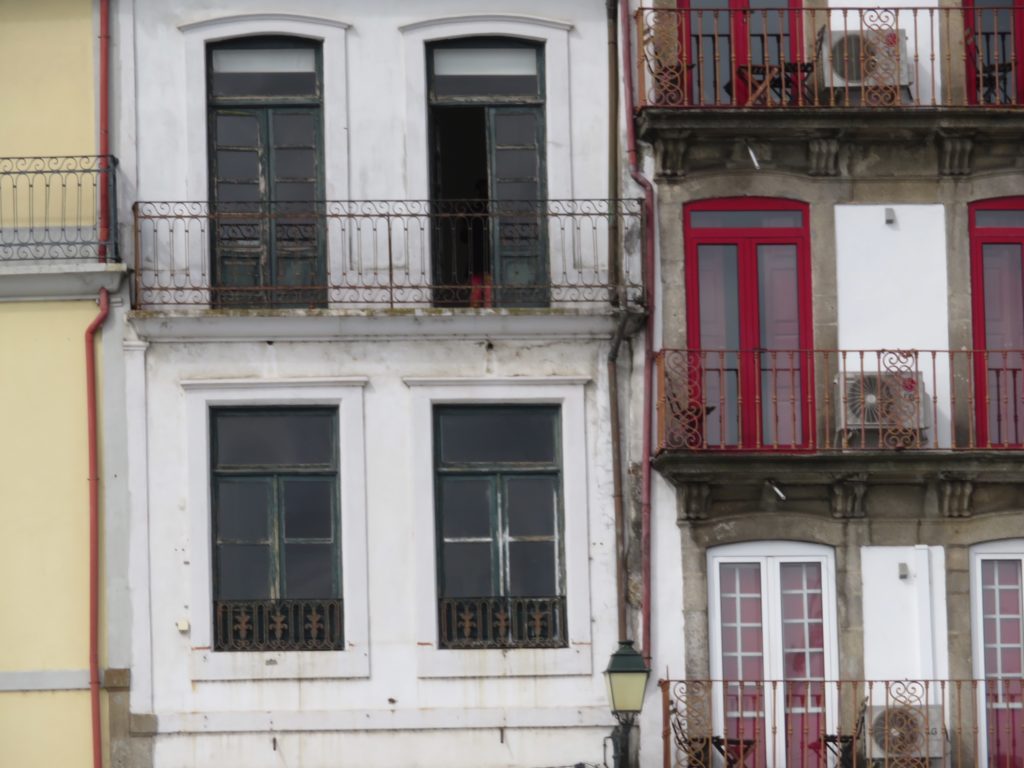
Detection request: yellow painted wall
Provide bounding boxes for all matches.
[0,301,96,671]
[0,691,93,768]
[0,0,96,155]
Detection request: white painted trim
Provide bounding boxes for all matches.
[179,14,351,33]
[400,16,575,202]
[125,338,154,712]
[150,705,614,734]
[0,263,126,302]
[183,379,370,680]
[398,14,574,34]
[407,379,593,678]
[181,16,349,202]
[403,376,590,388]
[0,670,91,692]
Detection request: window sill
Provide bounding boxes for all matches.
[416,643,591,679]
[190,646,369,681]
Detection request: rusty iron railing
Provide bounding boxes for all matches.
[637,6,1024,109]
[656,349,1024,452]
[132,199,644,310]
[0,155,118,262]
[438,596,567,650]
[213,598,343,652]
[662,678,1024,768]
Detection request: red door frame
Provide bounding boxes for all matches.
[969,196,1024,447]
[676,0,805,105]
[684,197,814,450]
[963,0,1024,105]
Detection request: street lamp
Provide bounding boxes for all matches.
[604,640,650,768]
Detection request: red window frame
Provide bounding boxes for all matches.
[684,197,814,450]
[969,196,1024,448]
[675,0,806,106]
[963,0,1024,106]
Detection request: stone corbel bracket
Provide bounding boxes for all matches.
[938,472,976,518]
[938,133,973,176]
[830,472,868,519]
[678,480,711,522]
[808,137,840,177]
[656,130,691,178]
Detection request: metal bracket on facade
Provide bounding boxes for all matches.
[656,131,690,178]
[830,473,868,518]
[938,472,976,517]
[677,481,711,522]
[808,137,840,176]
[938,134,973,176]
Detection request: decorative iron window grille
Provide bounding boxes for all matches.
[214,598,344,651]
[439,596,567,649]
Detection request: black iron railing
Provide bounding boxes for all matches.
[0,155,118,262]
[438,596,568,650]
[213,598,344,652]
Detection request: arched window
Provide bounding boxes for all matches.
[684,197,812,449]
[969,197,1024,446]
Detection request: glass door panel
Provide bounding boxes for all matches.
[698,244,741,446]
[983,244,1024,445]
[758,245,802,447]
[980,560,1024,766]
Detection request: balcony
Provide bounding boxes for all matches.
[132,199,643,312]
[637,6,1023,110]
[662,678,1024,768]
[0,155,118,262]
[656,348,1024,454]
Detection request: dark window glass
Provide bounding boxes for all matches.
[506,476,557,536]
[978,210,1024,228]
[691,210,803,228]
[283,478,334,539]
[439,476,493,538]
[215,410,334,466]
[437,406,558,463]
[215,478,271,542]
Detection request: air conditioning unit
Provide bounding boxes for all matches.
[822,29,914,91]
[836,371,930,432]
[866,704,945,760]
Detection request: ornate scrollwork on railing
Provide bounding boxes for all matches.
[659,350,708,451]
[877,350,926,449]
[640,9,687,107]
[665,680,716,768]
[438,596,567,649]
[860,9,902,107]
[213,598,344,652]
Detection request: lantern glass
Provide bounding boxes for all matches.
[604,640,650,716]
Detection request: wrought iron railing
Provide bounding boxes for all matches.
[662,678,1024,768]
[656,349,1024,452]
[438,596,568,650]
[213,598,343,652]
[0,155,118,262]
[637,6,1024,109]
[132,199,643,310]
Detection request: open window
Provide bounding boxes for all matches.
[207,36,325,307]
[684,198,813,449]
[969,197,1024,447]
[427,38,548,307]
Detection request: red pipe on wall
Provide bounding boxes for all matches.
[619,0,657,662]
[86,287,110,768]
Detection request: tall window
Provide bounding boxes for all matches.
[965,1,1024,105]
[709,544,838,768]
[970,198,1024,447]
[211,407,342,651]
[428,38,547,307]
[971,543,1024,766]
[685,198,812,449]
[433,405,566,649]
[207,37,325,307]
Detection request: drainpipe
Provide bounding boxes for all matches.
[86,288,110,768]
[89,2,112,767]
[608,313,630,642]
[619,0,657,662]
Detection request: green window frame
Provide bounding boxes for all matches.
[210,407,342,652]
[433,404,567,649]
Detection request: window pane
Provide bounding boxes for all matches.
[439,476,492,538]
[509,541,556,596]
[212,72,318,98]
[274,148,316,180]
[495,113,539,145]
[214,409,334,466]
[442,542,493,597]
[283,478,334,539]
[434,48,538,77]
[217,544,271,599]
[690,209,803,228]
[273,113,316,146]
[977,210,1024,228]
[215,478,270,542]
[506,476,557,537]
[283,543,336,598]
[217,150,260,181]
[437,406,558,464]
[212,48,316,74]
[216,114,260,146]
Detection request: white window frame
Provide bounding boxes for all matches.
[970,539,1024,766]
[405,377,593,678]
[183,378,369,680]
[707,541,840,766]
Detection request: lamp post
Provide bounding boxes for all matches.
[604,640,650,768]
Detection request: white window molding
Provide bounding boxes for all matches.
[180,15,350,201]
[404,376,593,677]
[399,15,574,202]
[183,377,369,680]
